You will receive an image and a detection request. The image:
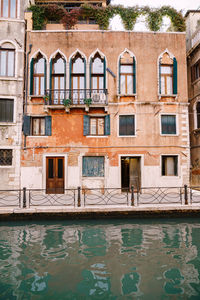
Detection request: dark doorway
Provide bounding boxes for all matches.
[121,157,141,191]
[46,157,64,194]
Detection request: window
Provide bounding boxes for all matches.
[161,115,176,135]
[159,53,177,95]
[0,149,12,166]
[197,102,200,129]
[161,155,178,176]
[70,53,85,104]
[1,0,17,18]
[191,60,200,82]
[91,53,106,91]
[119,115,135,136]
[23,116,52,136]
[82,156,104,177]
[51,54,65,104]
[119,52,136,94]
[83,115,110,136]
[0,43,15,77]
[30,53,46,95]
[0,98,13,122]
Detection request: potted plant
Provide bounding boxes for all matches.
[84,98,92,111]
[43,95,50,105]
[63,98,71,112]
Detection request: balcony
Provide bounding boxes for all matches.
[44,89,108,112]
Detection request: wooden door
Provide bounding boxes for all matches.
[121,157,141,191]
[46,157,64,194]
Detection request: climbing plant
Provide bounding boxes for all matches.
[29,4,186,32]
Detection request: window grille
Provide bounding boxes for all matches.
[0,149,12,166]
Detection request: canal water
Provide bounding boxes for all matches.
[0,218,200,299]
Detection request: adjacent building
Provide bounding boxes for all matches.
[186,10,200,186]
[20,0,190,192]
[0,0,28,189]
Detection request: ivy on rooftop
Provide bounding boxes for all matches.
[29,4,186,32]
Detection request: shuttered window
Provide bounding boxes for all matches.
[0,99,13,122]
[159,55,177,95]
[82,156,104,177]
[197,102,200,129]
[23,116,52,136]
[0,149,12,166]
[162,156,178,176]
[83,115,110,136]
[161,115,176,135]
[119,115,135,136]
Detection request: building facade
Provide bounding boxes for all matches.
[0,0,28,189]
[186,10,200,186]
[21,7,190,192]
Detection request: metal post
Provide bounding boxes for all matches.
[131,185,134,206]
[23,187,26,208]
[78,186,81,207]
[184,184,188,205]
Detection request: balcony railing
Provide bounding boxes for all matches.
[45,89,108,106]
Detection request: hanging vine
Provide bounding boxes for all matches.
[29,4,186,32]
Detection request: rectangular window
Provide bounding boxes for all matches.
[162,155,178,176]
[90,117,104,135]
[161,65,173,95]
[191,60,200,82]
[161,115,176,135]
[32,117,45,136]
[0,48,15,77]
[0,99,14,122]
[82,156,104,177]
[83,115,110,136]
[1,0,17,18]
[0,149,12,166]
[119,115,135,136]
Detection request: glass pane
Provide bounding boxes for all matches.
[53,58,64,74]
[72,77,78,89]
[120,75,125,94]
[3,0,9,17]
[58,159,63,178]
[10,0,16,18]
[161,76,165,94]
[34,77,39,95]
[33,118,39,135]
[48,159,54,178]
[197,102,200,128]
[34,58,44,74]
[40,118,45,135]
[53,76,59,89]
[121,65,133,74]
[119,116,134,136]
[92,77,97,89]
[40,76,44,95]
[92,57,103,74]
[167,76,173,94]
[99,77,104,89]
[7,51,14,76]
[60,77,64,89]
[98,118,104,135]
[127,75,133,94]
[90,118,96,135]
[72,57,84,74]
[79,76,84,89]
[161,115,176,134]
[161,66,172,74]
[0,51,7,76]
[166,157,175,176]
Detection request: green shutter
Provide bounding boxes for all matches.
[159,58,161,94]
[69,59,72,90]
[30,59,34,95]
[104,115,110,135]
[23,115,31,136]
[133,57,136,94]
[45,116,52,136]
[83,115,90,136]
[90,59,92,92]
[64,59,66,99]
[84,59,86,98]
[103,57,106,89]
[49,59,53,104]
[44,59,47,94]
[173,57,177,95]
[119,57,121,94]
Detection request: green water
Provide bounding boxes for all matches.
[0,218,200,299]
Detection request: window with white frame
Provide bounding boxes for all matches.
[0,98,14,122]
[51,53,66,104]
[82,156,104,177]
[161,115,176,135]
[161,155,178,176]
[0,149,12,166]
[30,53,46,95]
[159,52,177,95]
[119,115,135,136]
[0,42,15,77]
[119,51,136,94]
[0,0,18,18]
[90,53,105,90]
[70,53,85,104]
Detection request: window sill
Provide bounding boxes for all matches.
[159,94,177,99]
[0,76,17,81]
[82,176,104,179]
[117,94,136,97]
[118,135,136,138]
[30,95,45,98]
[0,122,15,126]
[28,136,48,138]
[0,166,13,168]
[161,134,178,136]
[161,175,179,177]
[86,135,108,138]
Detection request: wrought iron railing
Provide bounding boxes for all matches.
[0,185,200,209]
[45,89,108,105]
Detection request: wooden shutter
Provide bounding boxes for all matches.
[104,115,110,135]
[23,115,31,136]
[173,57,177,95]
[44,59,47,93]
[83,115,90,136]
[119,57,121,94]
[159,58,161,94]
[133,57,136,94]
[45,116,52,136]
[103,57,106,89]
[49,59,52,104]
[30,59,34,95]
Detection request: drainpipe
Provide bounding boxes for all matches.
[24,43,32,148]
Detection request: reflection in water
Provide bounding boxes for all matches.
[0,219,200,298]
